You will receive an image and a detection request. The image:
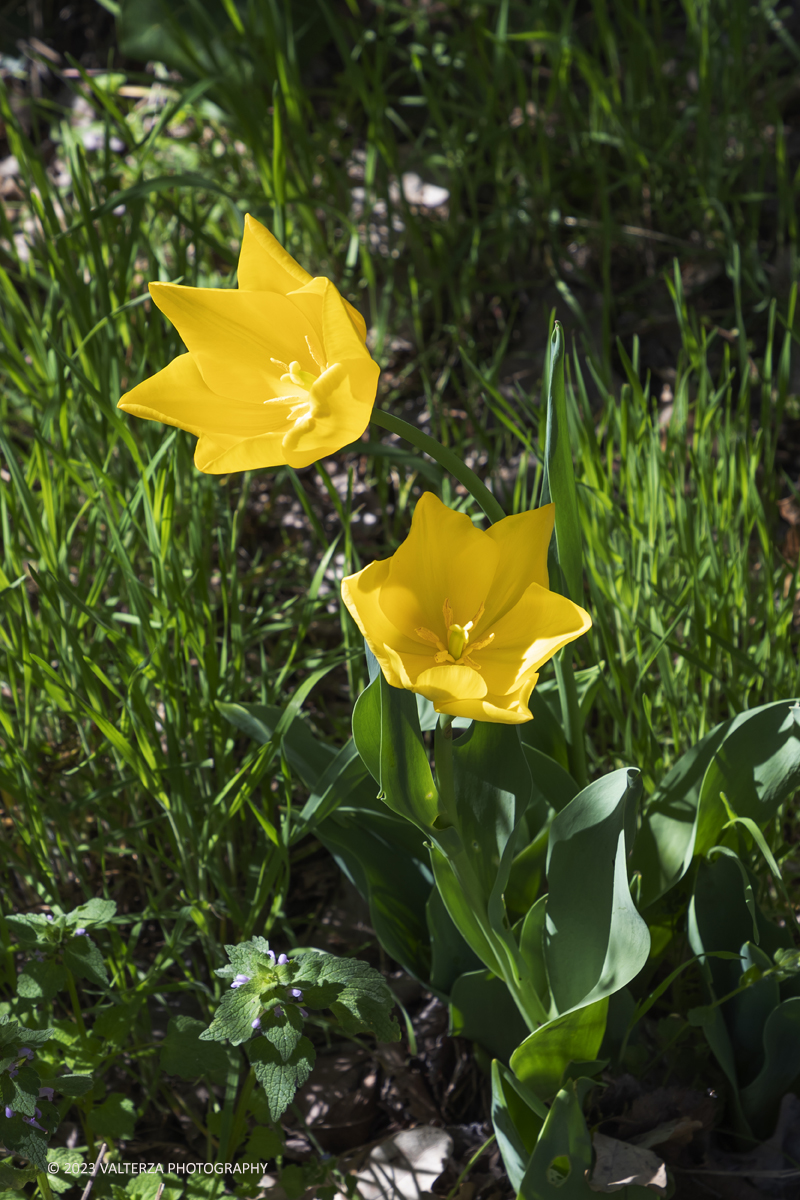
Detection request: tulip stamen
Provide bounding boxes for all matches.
[306,336,327,374]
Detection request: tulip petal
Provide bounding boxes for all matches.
[149,283,318,404]
[118,353,295,439]
[342,560,428,685]
[380,493,499,638]
[237,213,312,294]
[482,504,554,627]
[288,276,368,349]
[415,663,488,705]
[281,357,380,468]
[434,672,539,724]
[478,581,591,696]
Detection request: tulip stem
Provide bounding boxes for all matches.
[554,644,588,791]
[369,409,507,524]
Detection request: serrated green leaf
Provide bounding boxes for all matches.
[160,1016,237,1084]
[46,1148,85,1194]
[54,1074,94,1098]
[63,935,109,987]
[9,1066,40,1117]
[200,983,263,1046]
[3,916,47,945]
[262,1007,303,1062]
[240,1124,283,1163]
[293,950,400,1042]
[88,1092,137,1141]
[0,1159,36,1189]
[1,1117,50,1171]
[68,899,117,927]
[247,1036,315,1123]
[16,961,67,1002]
[93,1001,142,1045]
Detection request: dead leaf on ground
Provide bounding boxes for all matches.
[589,1132,668,1195]
[337,1125,453,1200]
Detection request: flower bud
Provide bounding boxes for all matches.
[299,1007,308,1018]
[38,1087,54,1102]
[4,1106,13,1119]
[289,988,303,1000]
[230,974,251,989]
[251,1018,261,1029]
[274,1005,283,1018]
[74,928,87,937]
[277,953,289,965]
[20,1048,33,1060]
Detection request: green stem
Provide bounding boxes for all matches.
[220,1065,256,1164]
[554,645,588,790]
[35,1174,54,1200]
[64,970,86,1037]
[369,409,506,524]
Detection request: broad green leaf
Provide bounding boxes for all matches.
[240,1124,283,1164]
[68,899,117,927]
[200,982,263,1046]
[292,949,400,1042]
[545,768,649,1013]
[63,935,109,987]
[510,999,608,1104]
[694,700,800,858]
[429,846,505,980]
[353,674,440,831]
[521,743,578,819]
[93,1001,143,1046]
[216,700,336,787]
[518,1078,597,1199]
[540,323,583,604]
[46,1149,85,1195]
[316,807,434,985]
[740,998,800,1138]
[426,885,482,998]
[491,1060,545,1193]
[159,1016,235,1084]
[635,700,800,908]
[262,1006,304,1063]
[54,1074,94,1098]
[16,961,67,1002]
[521,690,570,772]
[88,1092,137,1141]
[450,968,530,1061]
[247,1035,315,1123]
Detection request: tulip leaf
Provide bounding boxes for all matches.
[634,699,800,908]
[491,1060,546,1193]
[740,998,800,1138]
[510,998,609,1104]
[540,323,582,605]
[353,674,440,831]
[449,969,531,1064]
[429,846,506,980]
[426,885,483,997]
[545,768,649,1014]
[315,805,434,986]
[517,1078,597,1200]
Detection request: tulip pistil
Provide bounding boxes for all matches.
[416,598,494,669]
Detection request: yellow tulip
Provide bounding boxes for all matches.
[118,215,380,472]
[341,493,592,724]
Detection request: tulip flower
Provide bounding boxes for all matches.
[341,493,591,723]
[118,215,380,472]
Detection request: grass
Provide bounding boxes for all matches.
[0,0,799,1182]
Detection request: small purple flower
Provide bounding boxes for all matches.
[38,1087,54,1102]
[277,953,289,965]
[20,1048,33,1060]
[4,1106,13,1119]
[274,1005,283,1018]
[299,1007,308,1018]
[230,974,250,989]
[23,1116,45,1130]
[45,915,54,922]
[8,1068,18,1079]
[74,928,87,937]
[266,949,276,964]
[288,988,303,1000]
[251,1018,261,1029]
